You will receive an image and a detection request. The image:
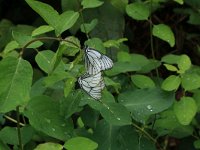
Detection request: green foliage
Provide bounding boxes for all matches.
[0,0,200,149]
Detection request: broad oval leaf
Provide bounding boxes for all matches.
[0,57,33,113]
[174,97,197,125]
[64,137,98,150]
[34,142,63,150]
[177,54,191,73]
[153,24,175,47]
[161,75,181,91]
[118,88,174,117]
[126,2,150,20]
[181,73,200,90]
[25,95,73,141]
[35,50,55,73]
[81,0,104,9]
[131,75,155,88]
[100,102,131,126]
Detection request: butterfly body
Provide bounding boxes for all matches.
[78,46,113,100]
[78,72,105,99]
[84,47,113,75]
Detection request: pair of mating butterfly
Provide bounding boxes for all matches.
[78,46,113,100]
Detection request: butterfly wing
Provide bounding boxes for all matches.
[85,47,113,75]
[78,72,105,99]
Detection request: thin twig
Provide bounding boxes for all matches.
[16,106,23,150]
[20,37,80,57]
[4,115,25,126]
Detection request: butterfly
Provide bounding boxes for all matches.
[84,46,113,75]
[78,72,105,100]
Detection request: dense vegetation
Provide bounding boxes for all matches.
[0,0,200,149]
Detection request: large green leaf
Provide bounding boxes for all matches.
[126,2,150,20]
[0,140,10,150]
[0,126,34,146]
[92,120,155,150]
[60,92,82,118]
[64,137,98,150]
[154,109,193,138]
[118,88,174,120]
[0,57,33,113]
[12,31,43,48]
[92,120,121,150]
[25,95,73,141]
[153,24,175,47]
[100,102,131,126]
[83,2,125,40]
[174,97,197,125]
[25,0,79,36]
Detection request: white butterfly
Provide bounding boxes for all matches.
[84,46,113,75]
[78,72,105,100]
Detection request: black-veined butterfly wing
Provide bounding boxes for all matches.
[84,46,113,75]
[78,72,105,99]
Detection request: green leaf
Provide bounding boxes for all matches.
[174,0,184,4]
[64,137,98,150]
[92,120,121,150]
[12,31,43,48]
[58,11,79,35]
[131,75,155,88]
[0,57,33,113]
[177,54,191,73]
[181,73,200,90]
[35,50,55,73]
[103,38,128,48]
[34,142,63,150]
[0,140,9,150]
[85,38,106,53]
[83,2,124,40]
[174,97,197,125]
[3,41,19,54]
[154,109,193,138]
[153,24,175,47]
[161,54,180,64]
[64,78,77,97]
[163,64,178,72]
[0,126,34,145]
[100,102,131,126]
[25,0,79,35]
[194,140,200,149]
[110,0,128,13]
[60,92,82,118]
[118,88,174,121]
[81,0,104,9]
[32,25,54,36]
[106,61,141,76]
[161,75,181,91]
[80,19,98,33]
[25,95,73,141]
[60,36,81,57]
[126,2,150,20]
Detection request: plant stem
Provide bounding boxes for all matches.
[4,115,25,126]
[132,123,164,150]
[16,106,23,150]
[20,37,80,57]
